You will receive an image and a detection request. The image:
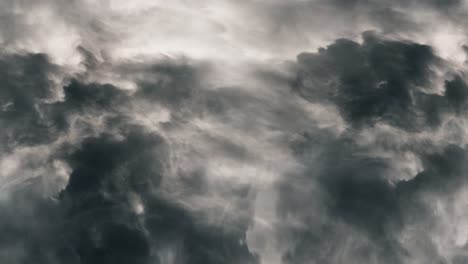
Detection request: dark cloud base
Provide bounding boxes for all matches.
[278,33,468,263]
[292,31,464,131]
[2,29,468,264]
[0,52,258,264]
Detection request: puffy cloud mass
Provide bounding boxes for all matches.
[2,1,468,264]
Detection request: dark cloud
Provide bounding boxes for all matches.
[58,127,164,264]
[63,80,127,110]
[0,52,60,148]
[274,32,468,264]
[445,75,468,113]
[3,0,468,261]
[47,79,130,132]
[60,126,257,264]
[0,47,262,263]
[0,181,63,264]
[134,62,199,106]
[292,32,468,130]
[0,49,129,148]
[277,128,468,263]
[0,123,258,264]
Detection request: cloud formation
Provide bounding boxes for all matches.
[2,1,468,264]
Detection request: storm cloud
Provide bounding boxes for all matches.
[2,1,468,264]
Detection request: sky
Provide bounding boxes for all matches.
[2,0,468,263]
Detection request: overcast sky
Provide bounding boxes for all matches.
[2,1,468,264]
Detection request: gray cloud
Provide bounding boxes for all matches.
[0,48,263,263]
[292,32,453,130]
[0,52,61,148]
[3,1,468,264]
[277,128,468,263]
[273,32,468,264]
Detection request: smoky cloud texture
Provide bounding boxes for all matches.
[0,51,259,263]
[2,1,468,264]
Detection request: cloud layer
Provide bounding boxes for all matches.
[2,1,468,264]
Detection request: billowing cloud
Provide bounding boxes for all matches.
[275,32,468,263]
[3,1,468,264]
